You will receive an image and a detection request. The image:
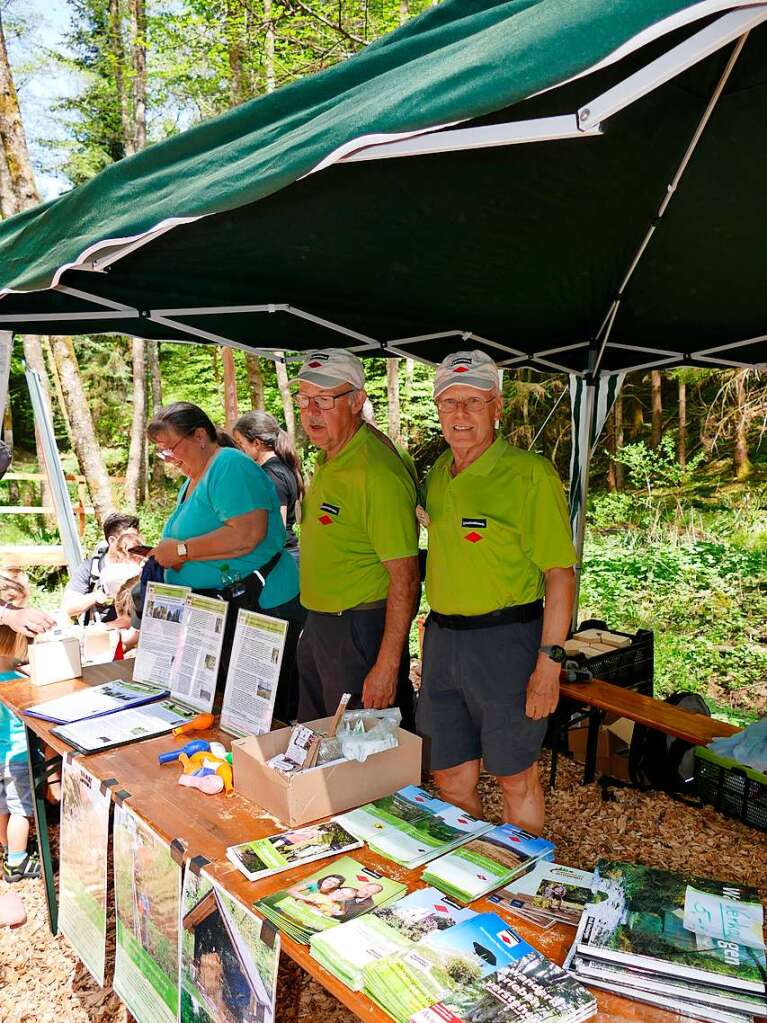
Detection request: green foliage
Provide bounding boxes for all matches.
[612,435,706,506]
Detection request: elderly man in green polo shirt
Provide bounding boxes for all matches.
[294,349,420,726]
[417,350,576,834]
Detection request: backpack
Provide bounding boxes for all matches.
[628,691,711,793]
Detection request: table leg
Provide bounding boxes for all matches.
[24,724,59,934]
[583,708,604,785]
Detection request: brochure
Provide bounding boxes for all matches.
[254,856,407,945]
[309,886,477,991]
[25,678,168,725]
[569,955,767,1016]
[413,949,597,1023]
[113,803,181,1023]
[572,860,767,994]
[58,758,111,986]
[52,698,200,754]
[220,610,288,737]
[226,820,363,882]
[133,582,191,686]
[180,865,280,1023]
[335,786,493,869]
[579,975,753,1023]
[422,824,555,904]
[362,912,536,1023]
[488,862,593,928]
[168,592,227,712]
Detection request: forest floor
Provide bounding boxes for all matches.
[1,749,766,1023]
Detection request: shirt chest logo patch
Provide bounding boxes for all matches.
[462,517,486,542]
[319,502,340,525]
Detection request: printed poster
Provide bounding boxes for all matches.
[58,758,111,985]
[220,611,287,737]
[113,803,181,1023]
[180,865,280,1023]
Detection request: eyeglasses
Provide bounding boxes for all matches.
[435,396,496,414]
[155,431,193,462]
[294,388,357,411]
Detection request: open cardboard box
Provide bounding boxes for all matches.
[232,716,422,826]
[568,717,634,783]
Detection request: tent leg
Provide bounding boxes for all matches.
[571,380,596,629]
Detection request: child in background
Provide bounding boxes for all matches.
[0,569,42,882]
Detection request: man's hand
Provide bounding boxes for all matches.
[361,659,399,710]
[526,654,560,719]
[150,539,184,570]
[2,606,56,639]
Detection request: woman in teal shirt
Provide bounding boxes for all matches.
[148,402,304,716]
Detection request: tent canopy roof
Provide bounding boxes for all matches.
[1,0,766,375]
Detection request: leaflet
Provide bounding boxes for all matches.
[168,592,227,712]
[25,678,168,724]
[220,610,287,737]
[133,583,190,686]
[52,699,198,754]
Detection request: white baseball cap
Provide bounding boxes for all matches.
[295,349,365,390]
[434,350,499,398]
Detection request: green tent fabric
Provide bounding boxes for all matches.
[0,0,765,373]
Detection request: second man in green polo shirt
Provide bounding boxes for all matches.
[295,349,420,726]
[417,350,576,834]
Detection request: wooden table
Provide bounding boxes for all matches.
[0,660,747,1023]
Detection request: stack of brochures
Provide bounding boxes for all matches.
[309,886,477,990]
[363,911,596,1023]
[421,823,555,904]
[227,821,363,881]
[565,860,767,1023]
[254,855,407,945]
[488,861,594,929]
[335,786,492,869]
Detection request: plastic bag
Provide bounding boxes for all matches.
[337,707,401,762]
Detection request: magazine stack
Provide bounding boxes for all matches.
[565,860,767,1023]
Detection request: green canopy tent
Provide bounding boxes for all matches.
[1,0,766,597]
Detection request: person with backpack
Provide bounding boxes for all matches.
[61,511,143,624]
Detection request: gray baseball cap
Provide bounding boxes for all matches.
[434,350,499,398]
[295,349,365,390]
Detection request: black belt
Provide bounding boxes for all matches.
[429,599,543,631]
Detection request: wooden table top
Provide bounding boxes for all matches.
[559,678,741,744]
[0,659,755,1023]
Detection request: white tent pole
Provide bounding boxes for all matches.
[571,378,596,626]
[0,331,11,427]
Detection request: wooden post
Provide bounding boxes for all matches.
[221,346,239,431]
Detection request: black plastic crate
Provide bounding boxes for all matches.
[570,618,654,696]
[694,746,767,833]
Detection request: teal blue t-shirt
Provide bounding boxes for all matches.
[161,448,298,609]
[0,703,27,764]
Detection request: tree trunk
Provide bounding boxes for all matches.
[386,358,401,443]
[109,0,132,156]
[221,346,239,430]
[0,13,38,210]
[614,392,624,491]
[678,377,687,470]
[0,145,15,218]
[129,0,147,152]
[400,0,410,24]
[274,355,296,443]
[147,340,164,487]
[245,354,265,410]
[226,0,248,104]
[125,339,146,510]
[606,407,616,492]
[264,0,276,94]
[50,335,115,524]
[650,370,662,448]
[42,335,74,449]
[733,369,752,480]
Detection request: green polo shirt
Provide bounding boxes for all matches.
[424,437,576,616]
[301,425,418,612]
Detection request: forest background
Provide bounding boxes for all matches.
[1,0,766,725]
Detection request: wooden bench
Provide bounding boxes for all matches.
[552,677,741,788]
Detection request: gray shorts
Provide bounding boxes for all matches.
[416,615,546,777]
[0,757,33,817]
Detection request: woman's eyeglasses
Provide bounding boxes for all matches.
[155,432,192,461]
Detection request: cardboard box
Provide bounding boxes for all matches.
[28,635,82,686]
[232,716,422,826]
[568,717,634,783]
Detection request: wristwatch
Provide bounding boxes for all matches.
[539,644,567,664]
[176,542,189,560]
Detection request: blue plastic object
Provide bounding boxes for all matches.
[157,739,210,764]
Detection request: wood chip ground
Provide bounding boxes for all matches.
[2,751,766,1023]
